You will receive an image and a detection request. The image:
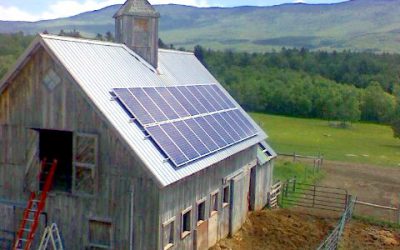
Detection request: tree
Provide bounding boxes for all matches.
[392,98,400,138]
[361,82,396,122]
[95,33,104,41]
[194,45,205,64]
[335,88,361,126]
[158,38,167,49]
[105,31,114,42]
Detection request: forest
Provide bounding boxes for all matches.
[0,32,399,132]
[194,46,400,128]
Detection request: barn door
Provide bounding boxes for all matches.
[24,129,40,192]
[72,133,98,195]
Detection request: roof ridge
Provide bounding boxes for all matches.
[40,34,124,47]
[158,48,194,55]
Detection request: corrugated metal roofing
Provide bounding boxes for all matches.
[1,34,270,187]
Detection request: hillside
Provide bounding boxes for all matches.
[1,0,400,53]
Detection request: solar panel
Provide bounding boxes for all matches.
[129,88,168,123]
[114,88,155,124]
[113,84,258,167]
[198,85,224,111]
[168,87,199,116]
[187,85,216,112]
[143,88,179,120]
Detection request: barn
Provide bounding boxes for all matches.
[0,0,276,249]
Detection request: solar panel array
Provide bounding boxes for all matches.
[113,84,258,167]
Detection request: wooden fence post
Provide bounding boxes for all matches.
[293,152,296,162]
[398,193,400,225]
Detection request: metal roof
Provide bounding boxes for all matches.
[0,34,269,187]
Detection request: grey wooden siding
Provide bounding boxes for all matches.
[158,147,257,250]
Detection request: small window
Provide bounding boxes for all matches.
[88,219,112,249]
[210,191,219,216]
[181,207,192,239]
[197,199,206,225]
[223,185,230,207]
[162,217,175,250]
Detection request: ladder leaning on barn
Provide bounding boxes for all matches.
[13,159,58,250]
[37,223,63,250]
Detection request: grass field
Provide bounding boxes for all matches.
[251,113,400,167]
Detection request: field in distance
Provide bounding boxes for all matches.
[251,113,400,167]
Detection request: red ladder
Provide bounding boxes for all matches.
[14,159,58,250]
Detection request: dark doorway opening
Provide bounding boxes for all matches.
[248,167,256,211]
[39,129,73,192]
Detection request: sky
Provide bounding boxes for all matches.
[0,0,347,22]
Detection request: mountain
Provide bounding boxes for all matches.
[1,0,400,53]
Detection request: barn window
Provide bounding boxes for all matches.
[73,133,98,195]
[181,207,192,239]
[42,68,61,91]
[196,198,206,225]
[162,217,175,250]
[210,191,219,216]
[88,219,112,249]
[223,185,230,207]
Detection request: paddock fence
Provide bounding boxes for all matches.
[353,199,400,225]
[278,152,324,172]
[280,177,348,212]
[316,195,356,250]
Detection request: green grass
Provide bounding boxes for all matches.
[274,159,325,184]
[251,113,400,167]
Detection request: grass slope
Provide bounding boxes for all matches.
[251,113,400,167]
[1,0,400,53]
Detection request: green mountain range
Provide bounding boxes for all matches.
[1,0,400,53]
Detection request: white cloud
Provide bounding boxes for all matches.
[294,0,306,3]
[0,5,38,21]
[0,0,211,22]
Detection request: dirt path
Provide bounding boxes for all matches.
[318,160,400,222]
[210,209,336,250]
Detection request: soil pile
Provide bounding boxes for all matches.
[211,209,335,250]
[341,221,400,249]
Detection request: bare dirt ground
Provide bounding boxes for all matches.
[318,160,400,222]
[341,220,400,249]
[210,209,337,250]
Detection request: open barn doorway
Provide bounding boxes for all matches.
[38,129,73,192]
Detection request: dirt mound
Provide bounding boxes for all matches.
[211,209,335,250]
[341,221,400,249]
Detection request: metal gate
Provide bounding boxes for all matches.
[281,178,348,212]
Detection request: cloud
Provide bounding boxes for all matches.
[0,0,211,21]
[0,5,38,21]
[293,0,306,3]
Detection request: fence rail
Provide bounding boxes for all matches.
[354,199,400,225]
[278,152,324,171]
[317,195,356,250]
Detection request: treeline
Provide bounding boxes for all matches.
[0,32,34,78]
[195,46,400,124]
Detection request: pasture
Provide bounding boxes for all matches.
[251,113,400,167]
